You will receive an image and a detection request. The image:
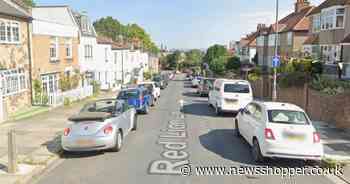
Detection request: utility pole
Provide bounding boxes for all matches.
[272,0,279,101]
[122,50,124,84]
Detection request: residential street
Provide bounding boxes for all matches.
[34,75,334,184]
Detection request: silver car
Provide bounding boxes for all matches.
[61,99,137,152]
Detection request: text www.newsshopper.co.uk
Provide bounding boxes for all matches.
[180,164,344,177]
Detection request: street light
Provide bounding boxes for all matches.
[272,0,279,101]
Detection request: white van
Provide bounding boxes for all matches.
[208,79,253,115]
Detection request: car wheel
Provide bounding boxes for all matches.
[111,130,123,152]
[252,139,265,163]
[132,114,138,131]
[215,105,222,116]
[235,119,241,137]
[144,104,149,114]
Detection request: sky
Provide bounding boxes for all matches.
[35,0,324,50]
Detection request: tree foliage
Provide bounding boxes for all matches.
[93,17,159,53]
[183,49,203,67]
[203,45,228,75]
[226,56,241,70]
[23,0,35,7]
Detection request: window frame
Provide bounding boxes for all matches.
[1,68,28,96]
[321,6,346,31]
[0,19,20,44]
[65,38,73,59]
[50,37,59,62]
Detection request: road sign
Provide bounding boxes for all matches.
[272,56,280,68]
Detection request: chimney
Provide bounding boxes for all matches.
[295,0,310,13]
[257,24,266,30]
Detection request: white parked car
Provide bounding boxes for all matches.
[208,79,253,115]
[138,81,161,100]
[235,101,323,163]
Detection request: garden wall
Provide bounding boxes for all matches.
[251,78,350,128]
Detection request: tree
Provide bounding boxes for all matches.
[23,0,35,7]
[203,45,228,74]
[226,56,241,70]
[93,17,159,53]
[210,56,227,75]
[184,49,203,67]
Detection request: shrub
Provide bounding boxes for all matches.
[33,79,43,104]
[41,94,49,105]
[64,97,71,107]
[143,71,152,80]
[310,75,350,95]
[278,72,307,88]
[91,80,101,96]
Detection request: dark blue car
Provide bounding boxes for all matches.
[117,87,152,114]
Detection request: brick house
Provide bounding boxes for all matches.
[304,0,350,77]
[256,0,314,68]
[31,6,80,105]
[0,0,32,121]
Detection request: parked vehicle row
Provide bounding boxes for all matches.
[191,76,324,164]
[61,72,172,153]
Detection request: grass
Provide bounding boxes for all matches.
[9,106,50,121]
[321,158,350,169]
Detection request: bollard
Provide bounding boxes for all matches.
[8,129,17,174]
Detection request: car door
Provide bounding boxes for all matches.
[122,102,132,134]
[238,103,255,143]
[114,101,127,134]
[246,104,264,145]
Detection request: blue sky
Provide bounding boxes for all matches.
[35,0,323,49]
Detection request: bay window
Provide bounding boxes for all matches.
[321,45,341,64]
[0,69,27,96]
[0,22,5,41]
[321,7,346,30]
[312,14,321,33]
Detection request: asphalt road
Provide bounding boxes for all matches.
[35,75,335,184]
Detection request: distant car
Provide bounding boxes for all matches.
[198,78,216,97]
[191,76,202,88]
[138,81,161,105]
[153,75,166,89]
[117,87,152,114]
[235,101,323,163]
[208,79,253,115]
[61,99,137,152]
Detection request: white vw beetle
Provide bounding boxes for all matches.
[235,101,323,163]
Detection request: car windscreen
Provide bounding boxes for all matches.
[117,90,139,99]
[268,110,310,125]
[224,83,250,93]
[81,100,116,113]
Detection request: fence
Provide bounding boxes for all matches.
[251,76,350,128]
[48,85,93,106]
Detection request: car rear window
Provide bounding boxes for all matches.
[268,110,310,125]
[81,100,116,113]
[224,83,250,93]
[118,90,139,99]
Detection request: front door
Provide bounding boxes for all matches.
[41,74,59,105]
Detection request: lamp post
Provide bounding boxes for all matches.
[272,0,279,101]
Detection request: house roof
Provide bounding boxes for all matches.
[241,31,258,47]
[308,0,350,16]
[111,42,130,50]
[72,11,97,37]
[97,36,113,45]
[0,0,31,18]
[304,34,319,45]
[32,6,77,27]
[270,6,314,33]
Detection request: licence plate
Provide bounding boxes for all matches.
[76,139,95,147]
[225,100,237,105]
[286,135,305,141]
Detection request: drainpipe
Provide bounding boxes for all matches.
[27,17,34,105]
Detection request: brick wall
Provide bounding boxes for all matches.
[251,79,350,128]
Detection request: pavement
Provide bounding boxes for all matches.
[23,75,347,184]
[0,91,117,184]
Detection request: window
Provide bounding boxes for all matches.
[105,48,108,62]
[223,83,250,93]
[0,20,20,43]
[257,36,264,46]
[321,45,341,64]
[268,34,276,46]
[65,38,72,58]
[84,45,93,59]
[252,104,263,121]
[287,32,293,46]
[268,110,309,125]
[0,21,6,41]
[336,8,345,28]
[50,37,59,61]
[312,14,321,33]
[321,7,346,30]
[0,69,27,96]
